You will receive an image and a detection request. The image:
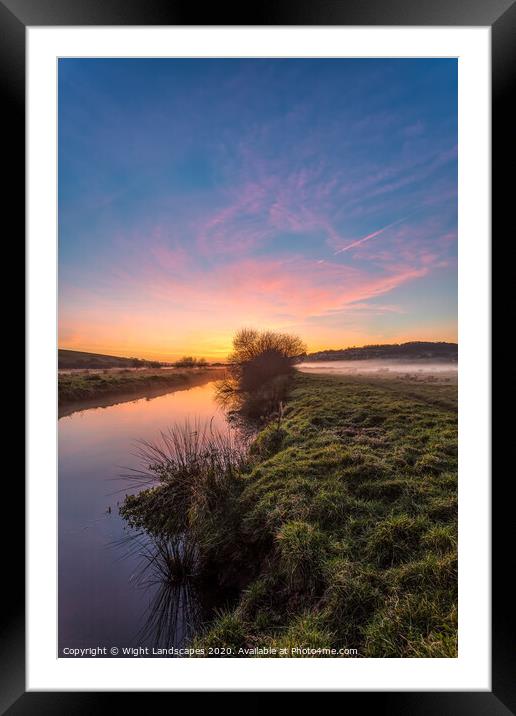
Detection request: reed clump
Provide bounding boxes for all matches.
[121,419,250,569]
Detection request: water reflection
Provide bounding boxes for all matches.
[58,381,228,654]
[134,537,202,648]
[114,531,203,649]
[214,372,288,435]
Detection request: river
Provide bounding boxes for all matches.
[58,379,227,656]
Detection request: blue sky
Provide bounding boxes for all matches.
[58,58,457,360]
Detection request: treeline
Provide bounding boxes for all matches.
[173,356,208,368]
[303,341,458,363]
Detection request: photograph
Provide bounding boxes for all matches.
[57,57,458,659]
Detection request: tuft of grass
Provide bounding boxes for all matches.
[385,552,457,592]
[192,609,247,654]
[120,420,249,567]
[275,521,328,592]
[422,524,457,554]
[266,613,335,657]
[321,558,384,644]
[365,514,429,567]
[250,424,287,459]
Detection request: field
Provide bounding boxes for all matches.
[58,366,225,406]
[122,370,458,658]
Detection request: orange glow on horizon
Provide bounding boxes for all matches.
[58,325,458,363]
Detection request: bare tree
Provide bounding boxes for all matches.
[229,328,306,391]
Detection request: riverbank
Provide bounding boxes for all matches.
[122,371,457,658]
[58,366,226,407]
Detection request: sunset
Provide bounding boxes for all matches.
[58,57,458,661]
[58,59,457,360]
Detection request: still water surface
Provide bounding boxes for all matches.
[58,380,226,655]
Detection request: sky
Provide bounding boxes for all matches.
[58,58,457,361]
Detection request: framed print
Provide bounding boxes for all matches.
[5,0,509,708]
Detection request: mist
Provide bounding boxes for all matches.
[297,360,457,376]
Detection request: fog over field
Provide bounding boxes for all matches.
[297,360,458,376]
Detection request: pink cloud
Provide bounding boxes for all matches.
[136,254,429,324]
[179,141,457,264]
[194,180,275,255]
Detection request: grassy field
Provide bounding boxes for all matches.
[122,371,457,658]
[58,367,225,405]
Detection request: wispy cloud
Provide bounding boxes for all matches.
[333,215,412,255]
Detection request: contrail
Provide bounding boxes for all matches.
[333,214,411,255]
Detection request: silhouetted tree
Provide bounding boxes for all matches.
[228,328,306,391]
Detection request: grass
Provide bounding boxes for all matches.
[58,366,224,405]
[122,371,457,657]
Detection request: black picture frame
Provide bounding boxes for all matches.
[6,0,507,709]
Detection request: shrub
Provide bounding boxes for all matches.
[227,327,305,393]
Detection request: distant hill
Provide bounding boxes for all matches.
[303,342,458,363]
[58,349,162,369]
